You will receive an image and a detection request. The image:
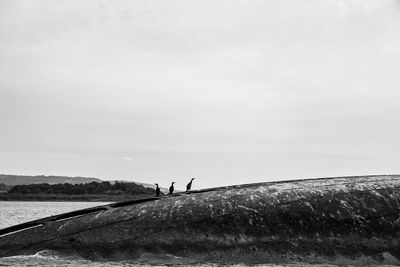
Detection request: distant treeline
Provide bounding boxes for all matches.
[7,181,156,196]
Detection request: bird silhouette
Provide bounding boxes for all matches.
[155,183,160,197]
[186,178,195,192]
[169,182,175,195]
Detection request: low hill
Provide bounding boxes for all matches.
[1,181,158,201]
[0,174,102,186]
[7,181,155,195]
[0,174,166,192]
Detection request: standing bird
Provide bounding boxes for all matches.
[155,183,160,197]
[186,178,195,192]
[169,182,175,195]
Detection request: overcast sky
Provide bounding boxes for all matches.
[1,0,400,189]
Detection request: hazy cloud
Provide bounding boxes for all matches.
[122,157,135,162]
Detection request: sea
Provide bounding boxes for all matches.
[0,201,393,267]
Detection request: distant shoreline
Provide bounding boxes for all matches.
[0,193,155,202]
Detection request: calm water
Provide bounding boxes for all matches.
[0,201,110,229]
[0,201,392,267]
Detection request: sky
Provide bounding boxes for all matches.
[1,0,400,190]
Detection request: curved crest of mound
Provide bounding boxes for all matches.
[1,175,400,265]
